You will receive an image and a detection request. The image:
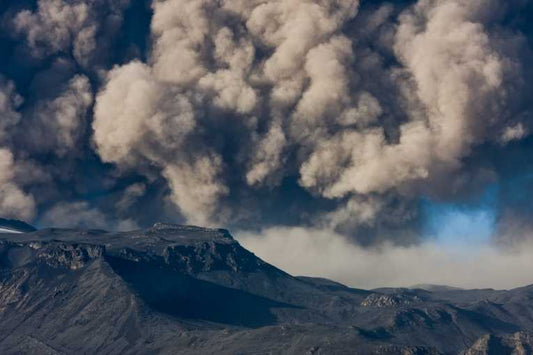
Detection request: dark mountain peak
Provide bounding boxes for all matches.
[1,224,265,276]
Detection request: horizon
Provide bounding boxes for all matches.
[1,0,533,290]
[2,216,533,291]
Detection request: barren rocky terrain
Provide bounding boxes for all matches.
[1,223,532,354]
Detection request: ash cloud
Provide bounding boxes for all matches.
[237,227,533,290]
[93,0,363,224]
[93,0,532,235]
[0,148,36,220]
[40,201,137,231]
[11,0,132,67]
[0,0,532,252]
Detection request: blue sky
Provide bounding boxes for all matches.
[421,185,499,247]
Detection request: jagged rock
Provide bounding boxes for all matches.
[361,293,422,307]
[373,345,440,354]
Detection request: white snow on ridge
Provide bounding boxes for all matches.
[0,227,22,234]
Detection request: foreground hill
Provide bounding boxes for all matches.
[0,223,532,354]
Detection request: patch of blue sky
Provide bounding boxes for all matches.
[421,185,499,248]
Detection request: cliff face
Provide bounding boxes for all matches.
[1,224,533,354]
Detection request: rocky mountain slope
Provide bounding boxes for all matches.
[1,223,532,354]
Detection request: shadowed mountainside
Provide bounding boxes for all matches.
[0,223,532,354]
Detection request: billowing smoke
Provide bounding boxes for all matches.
[11,0,131,67]
[91,0,532,237]
[93,0,362,224]
[26,74,93,156]
[1,0,533,260]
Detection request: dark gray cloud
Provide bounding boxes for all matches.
[0,0,532,248]
[11,0,132,67]
[40,200,138,231]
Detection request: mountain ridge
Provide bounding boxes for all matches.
[0,218,36,234]
[1,223,532,354]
